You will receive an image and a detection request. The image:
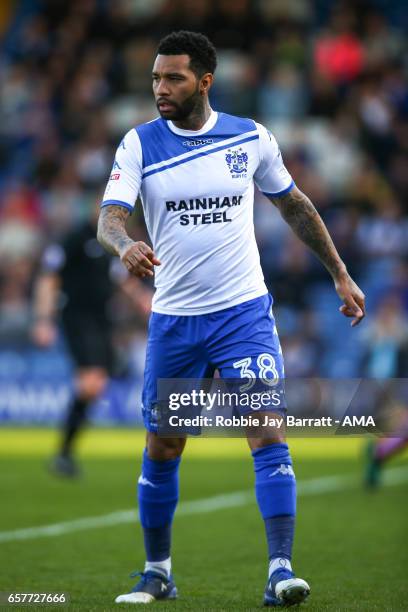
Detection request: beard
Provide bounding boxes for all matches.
[156,86,202,121]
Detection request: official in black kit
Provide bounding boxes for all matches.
[32,213,151,476]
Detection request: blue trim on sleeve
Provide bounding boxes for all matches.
[262,180,295,198]
[142,134,259,179]
[101,200,134,213]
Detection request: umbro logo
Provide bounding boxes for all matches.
[138,475,158,488]
[268,464,295,477]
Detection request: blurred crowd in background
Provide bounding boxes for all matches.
[0,0,407,387]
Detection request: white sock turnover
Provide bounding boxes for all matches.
[144,557,171,578]
[269,557,292,577]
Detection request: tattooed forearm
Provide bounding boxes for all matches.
[97,205,135,257]
[270,186,346,279]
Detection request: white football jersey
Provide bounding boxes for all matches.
[102,110,294,315]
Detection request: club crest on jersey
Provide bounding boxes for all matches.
[225,147,248,178]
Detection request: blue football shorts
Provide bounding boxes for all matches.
[142,293,285,432]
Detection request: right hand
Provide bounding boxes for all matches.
[120,242,161,278]
[31,319,57,347]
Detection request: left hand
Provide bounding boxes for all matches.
[334,272,366,327]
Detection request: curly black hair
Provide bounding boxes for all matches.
[157,31,217,76]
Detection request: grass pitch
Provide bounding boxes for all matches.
[0,429,407,611]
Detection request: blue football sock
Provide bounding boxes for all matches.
[138,449,180,562]
[252,443,296,561]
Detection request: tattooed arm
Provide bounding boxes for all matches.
[268,186,365,326]
[97,205,161,278]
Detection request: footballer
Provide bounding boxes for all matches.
[97,31,365,606]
